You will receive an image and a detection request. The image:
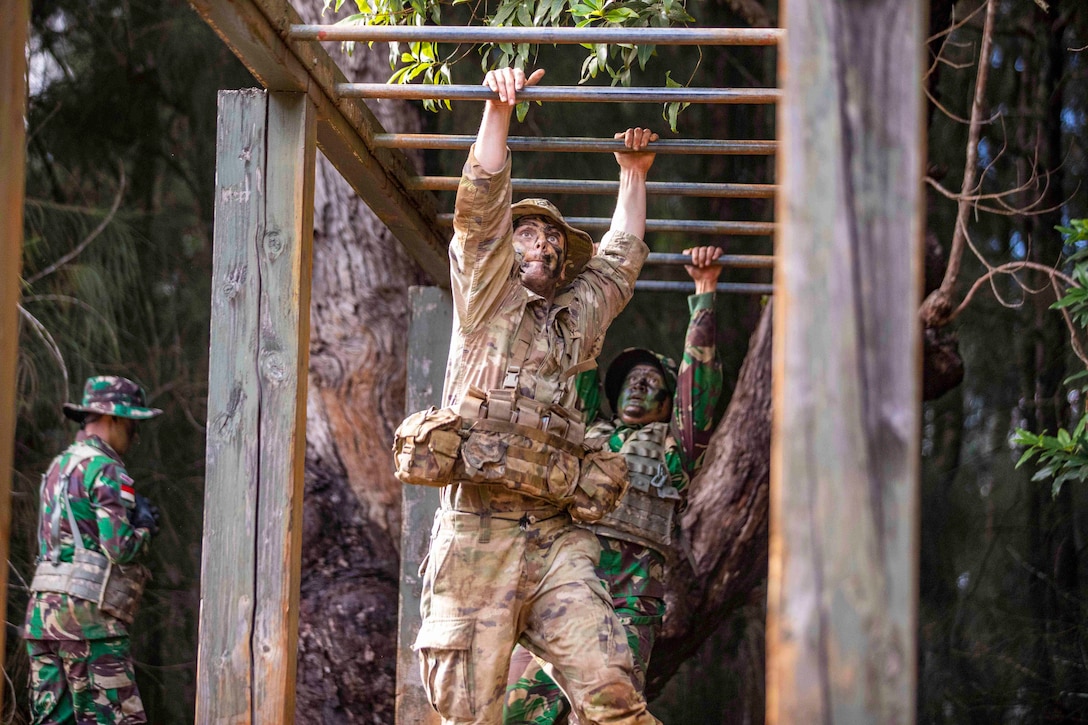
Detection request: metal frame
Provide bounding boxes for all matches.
[286,16,779,290]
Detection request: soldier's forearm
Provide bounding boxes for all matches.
[609,167,649,240]
[475,102,514,174]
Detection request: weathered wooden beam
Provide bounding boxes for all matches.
[0,1,29,716]
[186,0,449,286]
[197,89,315,724]
[395,286,452,725]
[768,0,924,723]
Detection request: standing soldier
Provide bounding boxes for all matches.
[23,376,162,724]
[396,66,661,724]
[504,246,725,724]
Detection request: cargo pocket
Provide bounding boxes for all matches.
[415,617,476,719]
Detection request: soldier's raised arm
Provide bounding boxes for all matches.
[608,127,659,240]
[475,67,545,173]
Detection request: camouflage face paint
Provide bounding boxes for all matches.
[512,216,566,294]
[617,364,671,426]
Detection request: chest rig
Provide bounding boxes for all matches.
[393,296,629,523]
[30,444,150,624]
[587,422,681,552]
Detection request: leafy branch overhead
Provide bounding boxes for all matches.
[323,0,696,128]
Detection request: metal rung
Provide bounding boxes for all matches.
[338,84,779,104]
[290,24,783,46]
[436,214,774,235]
[635,281,774,294]
[645,253,774,268]
[373,134,777,155]
[411,177,775,199]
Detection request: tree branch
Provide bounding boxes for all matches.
[920,0,997,328]
[25,163,126,286]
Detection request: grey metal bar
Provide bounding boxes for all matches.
[411,177,775,199]
[373,134,778,155]
[436,214,775,235]
[635,280,774,294]
[645,252,774,268]
[291,24,783,46]
[337,84,780,104]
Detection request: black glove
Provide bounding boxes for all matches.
[130,494,161,536]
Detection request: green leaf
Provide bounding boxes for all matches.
[637,43,655,69]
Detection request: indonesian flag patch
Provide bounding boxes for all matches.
[120,473,135,505]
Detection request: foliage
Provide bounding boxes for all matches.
[323,0,695,128]
[1012,220,1088,497]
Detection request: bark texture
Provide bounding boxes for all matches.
[294,2,429,719]
[648,302,773,697]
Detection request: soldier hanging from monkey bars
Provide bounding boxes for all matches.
[392,65,663,724]
[504,246,725,725]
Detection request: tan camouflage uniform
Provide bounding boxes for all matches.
[415,145,658,725]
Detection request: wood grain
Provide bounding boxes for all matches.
[0,0,29,717]
[768,1,925,722]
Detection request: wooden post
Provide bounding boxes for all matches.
[0,0,29,716]
[197,89,315,724]
[395,286,451,725]
[768,0,925,723]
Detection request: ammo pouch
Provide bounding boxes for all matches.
[392,407,464,487]
[30,550,150,624]
[392,388,630,522]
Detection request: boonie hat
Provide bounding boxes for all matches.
[511,198,594,283]
[604,348,679,414]
[63,375,163,423]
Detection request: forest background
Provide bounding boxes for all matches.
[4,0,1088,723]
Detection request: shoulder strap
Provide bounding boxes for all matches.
[46,444,103,557]
[503,300,535,390]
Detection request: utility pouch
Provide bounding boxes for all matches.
[569,448,629,523]
[458,419,581,506]
[392,407,464,487]
[30,550,149,624]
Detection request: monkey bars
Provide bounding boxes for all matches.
[285,14,778,295]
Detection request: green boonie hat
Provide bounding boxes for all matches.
[63,375,163,423]
[511,198,595,285]
[604,348,679,415]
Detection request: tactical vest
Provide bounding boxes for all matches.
[392,298,629,522]
[586,422,681,552]
[29,443,150,624]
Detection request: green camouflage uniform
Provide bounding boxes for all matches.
[24,376,159,725]
[505,293,722,724]
[415,145,659,725]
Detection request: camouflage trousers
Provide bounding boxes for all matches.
[26,637,146,725]
[504,537,666,725]
[416,509,660,725]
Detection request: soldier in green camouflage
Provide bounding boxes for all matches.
[23,375,162,725]
[504,246,725,724]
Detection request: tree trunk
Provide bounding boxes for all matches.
[648,302,773,697]
[293,3,429,720]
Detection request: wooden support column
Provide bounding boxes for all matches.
[198,89,315,724]
[395,286,451,725]
[768,1,925,723]
[0,0,29,716]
